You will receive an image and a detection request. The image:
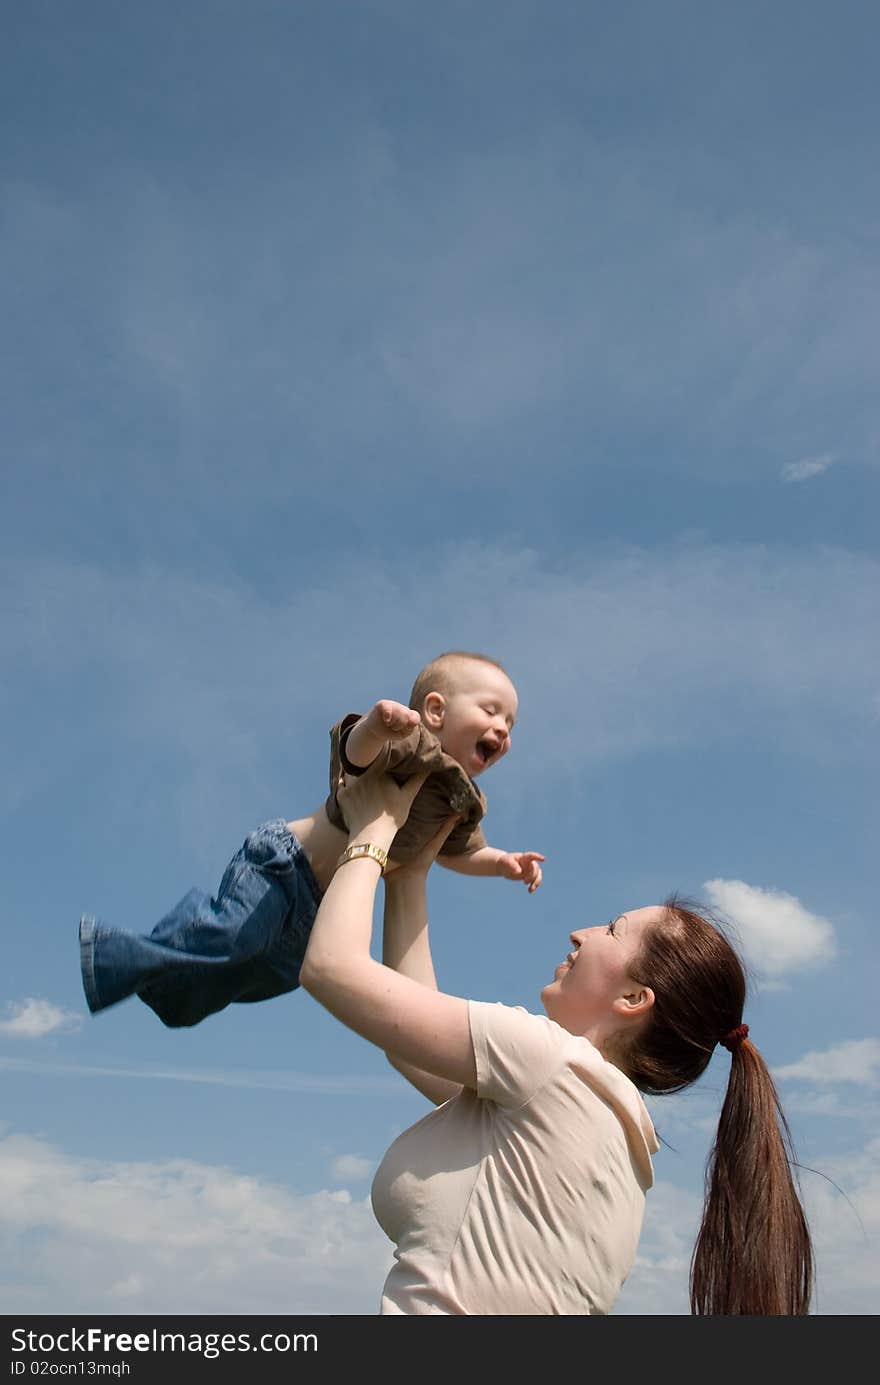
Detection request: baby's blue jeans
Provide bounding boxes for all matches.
[79,820,322,1028]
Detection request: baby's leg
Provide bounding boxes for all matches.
[79,822,322,1028]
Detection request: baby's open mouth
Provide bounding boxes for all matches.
[475,737,498,766]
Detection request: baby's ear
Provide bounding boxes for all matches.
[422,691,446,730]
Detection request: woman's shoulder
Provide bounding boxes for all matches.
[469,999,563,1039]
[470,1001,659,1166]
[469,999,594,1052]
[468,1001,574,1107]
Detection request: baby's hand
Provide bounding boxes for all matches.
[365,700,422,741]
[496,851,545,894]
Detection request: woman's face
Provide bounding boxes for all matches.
[540,905,664,1037]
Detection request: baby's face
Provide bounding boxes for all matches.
[428,664,518,779]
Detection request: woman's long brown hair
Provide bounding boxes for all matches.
[625,898,813,1314]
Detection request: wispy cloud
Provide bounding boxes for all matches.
[702,879,836,978]
[0,1056,402,1097]
[0,999,82,1039]
[781,1090,878,1121]
[781,454,836,483]
[110,136,880,464]
[776,1038,880,1086]
[6,115,878,511]
[3,542,878,825]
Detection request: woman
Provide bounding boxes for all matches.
[300,768,813,1316]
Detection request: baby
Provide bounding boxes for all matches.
[79,649,543,1029]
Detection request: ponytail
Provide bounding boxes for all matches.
[627,898,814,1315]
[690,1036,813,1314]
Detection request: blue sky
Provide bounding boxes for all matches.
[1,0,877,1315]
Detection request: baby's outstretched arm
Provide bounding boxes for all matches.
[344,700,421,769]
[439,846,545,893]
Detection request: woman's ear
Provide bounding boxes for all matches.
[613,986,654,1021]
[422,691,446,730]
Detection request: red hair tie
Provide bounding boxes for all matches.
[720,1023,749,1052]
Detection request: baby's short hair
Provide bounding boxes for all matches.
[408,650,511,713]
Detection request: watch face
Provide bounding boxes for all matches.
[339,842,386,875]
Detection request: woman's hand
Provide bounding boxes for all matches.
[336,767,429,849]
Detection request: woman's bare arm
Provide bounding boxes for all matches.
[299,772,477,1092]
[381,868,464,1106]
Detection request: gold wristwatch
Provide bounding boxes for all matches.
[336,842,389,875]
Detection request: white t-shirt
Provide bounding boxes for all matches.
[371,1000,659,1315]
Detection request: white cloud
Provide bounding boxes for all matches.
[0,998,81,1039]
[614,1181,700,1315]
[616,1137,880,1315]
[330,1154,375,1182]
[1,1129,876,1315]
[702,879,836,977]
[781,454,836,483]
[776,1038,880,1086]
[801,1139,880,1315]
[0,1133,392,1315]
